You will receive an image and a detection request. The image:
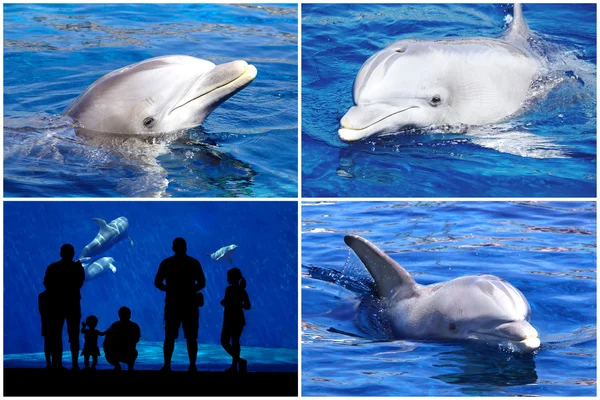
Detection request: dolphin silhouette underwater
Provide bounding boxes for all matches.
[64,55,257,135]
[82,257,117,281]
[339,4,547,142]
[79,216,134,263]
[207,244,238,264]
[344,234,541,353]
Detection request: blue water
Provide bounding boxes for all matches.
[4,201,298,371]
[4,3,298,197]
[302,4,596,197]
[302,201,596,396]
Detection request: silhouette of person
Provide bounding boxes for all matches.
[220,267,251,373]
[154,237,206,372]
[103,307,141,371]
[38,289,60,369]
[81,315,106,370]
[43,243,85,370]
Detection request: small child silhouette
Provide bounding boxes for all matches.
[81,315,106,370]
[220,268,251,373]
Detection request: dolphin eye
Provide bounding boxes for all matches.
[430,95,442,107]
[449,322,457,331]
[143,117,155,128]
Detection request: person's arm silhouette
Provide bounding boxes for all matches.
[134,323,141,344]
[242,288,251,311]
[77,260,85,287]
[154,260,168,292]
[194,260,206,292]
[81,322,89,334]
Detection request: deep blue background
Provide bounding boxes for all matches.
[302,201,596,396]
[302,4,596,197]
[4,3,298,197]
[4,201,298,361]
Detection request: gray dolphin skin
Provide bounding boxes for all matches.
[64,55,258,135]
[83,257,117,281]
[79,217,134,262]
[344,234,541,353]
[208,244,238,264]
[339,3,542,142]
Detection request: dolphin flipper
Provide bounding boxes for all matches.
[344,234,417,299]
[109,265,117,273]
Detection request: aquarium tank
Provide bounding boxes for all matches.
[4,201,298,371]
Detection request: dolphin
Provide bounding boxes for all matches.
[83,257,117,281]
[207,244,238,264]
[339,4,544,142]
[64,55,258,135]
[79,216,134,262]
[344,234,541,353]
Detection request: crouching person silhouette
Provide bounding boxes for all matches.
[103,307,141,371]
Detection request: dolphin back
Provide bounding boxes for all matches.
[344,234,417,299]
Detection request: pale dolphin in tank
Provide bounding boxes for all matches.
[339,4,544,142]
[64,55,257,135]
[83,257,117,281]
[79,217,134,262]
[207,244,238,264]
[344,234,540,353]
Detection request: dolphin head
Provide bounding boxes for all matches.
[64,55,257,135]
[430,275,540,353]
[339,40,452,142]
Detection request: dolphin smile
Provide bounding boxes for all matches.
[170,61,258,114]
[339,104,419,142]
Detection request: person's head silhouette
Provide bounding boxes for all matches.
[60,244,75,261]
[227,267,243,285]
[118,306,131,322]
[172,237,187,255]
[85,315,99,329]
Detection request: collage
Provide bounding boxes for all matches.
[1,1,597,399]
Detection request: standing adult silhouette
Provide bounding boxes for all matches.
[154,237,206,372]
[43,244,85,370]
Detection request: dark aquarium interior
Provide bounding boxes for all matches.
[4,201,298,373]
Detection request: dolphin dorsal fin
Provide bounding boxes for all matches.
[504,3,530,43]
[344,235,417,299]
[91,218,112,235]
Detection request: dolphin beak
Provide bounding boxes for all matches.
[338,103,418,142]
[472,320,541,353]
[171,60,257,114]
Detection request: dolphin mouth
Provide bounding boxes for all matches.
[338,105,418,143]
[470,321,541,353]
[170,61,257,114]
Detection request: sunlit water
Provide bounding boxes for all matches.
[4,3,298,197]
[302,4,596,197]
[302,201,596,396]
[4,201,298,371]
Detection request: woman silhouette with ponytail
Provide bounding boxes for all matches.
[220,267,251,373]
